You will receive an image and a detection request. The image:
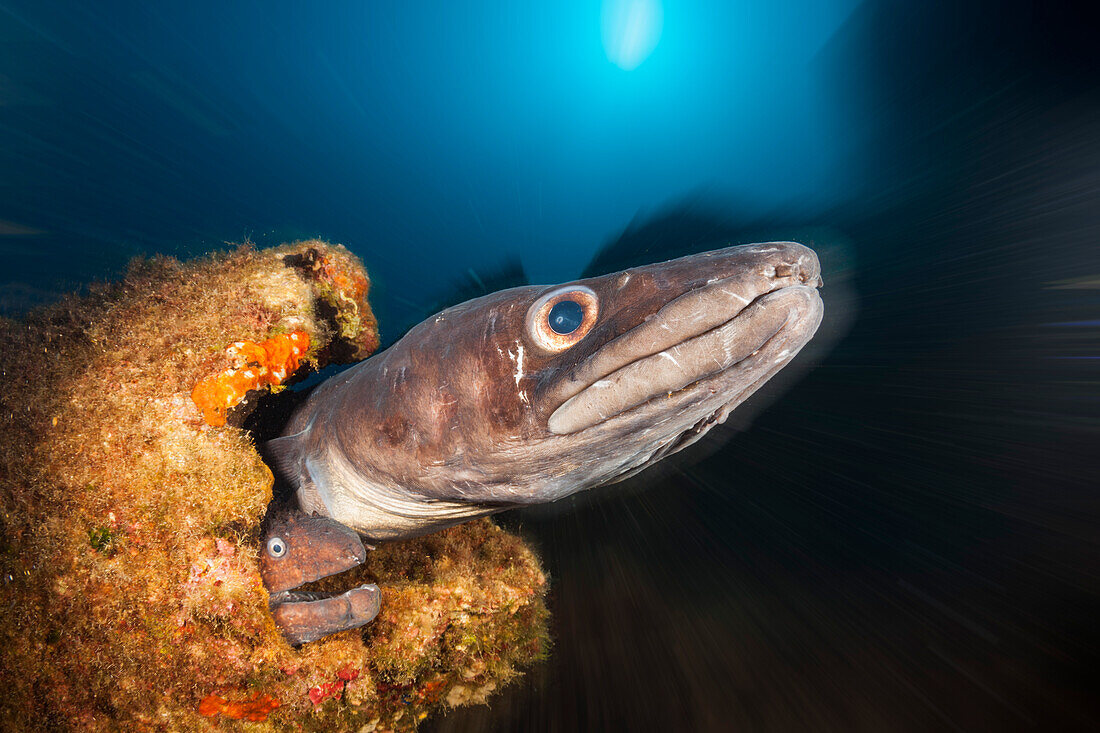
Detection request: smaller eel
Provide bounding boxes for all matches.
[259,511,381,645]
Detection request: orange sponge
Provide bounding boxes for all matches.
[191,331,310,426]
[198,691,281,722]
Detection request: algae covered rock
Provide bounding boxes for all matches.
[0,241,548,731]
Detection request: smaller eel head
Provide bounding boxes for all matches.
[259,510,381,645]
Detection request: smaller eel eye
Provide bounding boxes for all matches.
[526,286,599,352]
[266,536,287,558]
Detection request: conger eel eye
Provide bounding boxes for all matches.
[525,286,599,352]
[265,536,288,558]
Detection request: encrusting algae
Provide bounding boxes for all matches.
[0,240,549,731]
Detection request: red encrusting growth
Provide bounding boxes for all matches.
[308,667,361,706]
[198,691,281,721]
[191,331,311,426]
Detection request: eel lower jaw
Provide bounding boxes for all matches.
[269,584,382,646]
[603,354,779,485]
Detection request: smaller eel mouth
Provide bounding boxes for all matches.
[260,511,381,645]
[268,584,382,646]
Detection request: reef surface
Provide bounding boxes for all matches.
[0,241,548,731]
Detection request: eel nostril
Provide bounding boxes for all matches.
[775,263,794,278]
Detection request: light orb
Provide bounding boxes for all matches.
[601,0,664,71]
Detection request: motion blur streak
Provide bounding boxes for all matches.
[430,2,1100,732]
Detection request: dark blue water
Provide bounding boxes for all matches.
[3,1,1098,730]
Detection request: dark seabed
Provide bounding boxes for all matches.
[2,1,1098,731]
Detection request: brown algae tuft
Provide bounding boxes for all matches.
[0,240,549,731]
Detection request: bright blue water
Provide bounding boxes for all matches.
[0,0,860,338]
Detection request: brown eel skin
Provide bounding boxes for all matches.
[259,511,380,645]
[263,242,825,643]
[269,242,824,543]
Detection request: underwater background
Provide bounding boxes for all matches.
[1,0,1097,730]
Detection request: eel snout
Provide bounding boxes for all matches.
[259,510,381,645]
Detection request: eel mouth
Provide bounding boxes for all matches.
[268,584,381,646]
[548,245,823,436]
[260,511,381,645]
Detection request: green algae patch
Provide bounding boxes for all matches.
[0,241,549,731]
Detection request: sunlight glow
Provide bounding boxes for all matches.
[601,0,664,70]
